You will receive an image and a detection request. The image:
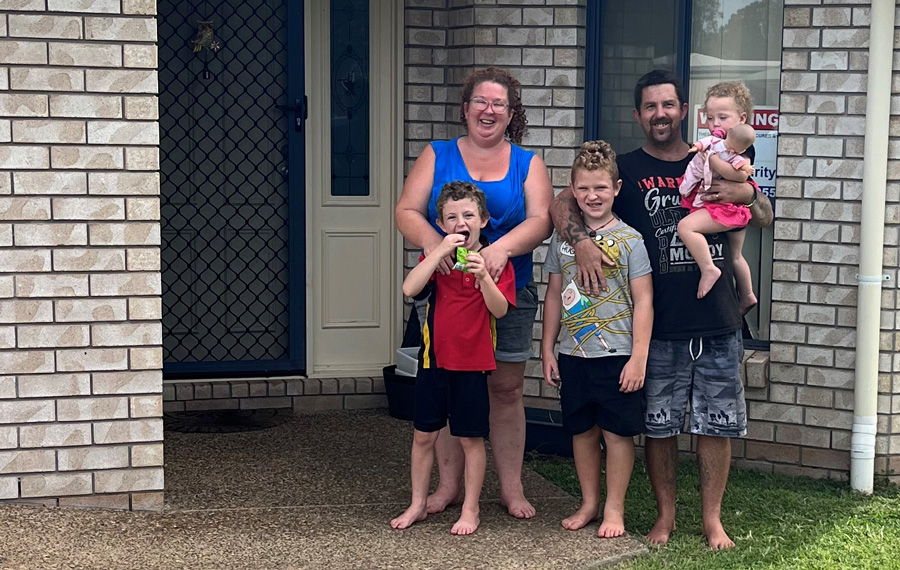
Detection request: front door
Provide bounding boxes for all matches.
[306,0,400,376]
[159,0,306,376]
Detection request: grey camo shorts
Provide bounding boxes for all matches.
[643,330,747,438]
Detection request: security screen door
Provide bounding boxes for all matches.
[159,0,306,376]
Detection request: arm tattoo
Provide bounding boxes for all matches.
[552,192,589,246]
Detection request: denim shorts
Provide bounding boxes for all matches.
[494,280,538,363]
[414,280,538,364]
[643,330,746,438]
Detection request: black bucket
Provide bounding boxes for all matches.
[383,365,415,421]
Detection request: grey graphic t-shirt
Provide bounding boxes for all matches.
[544,220,651,357]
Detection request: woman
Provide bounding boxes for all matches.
[395,67,553,519]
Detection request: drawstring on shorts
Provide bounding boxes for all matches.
[688,337,703,361]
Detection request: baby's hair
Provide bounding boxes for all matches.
[705,81,754,117]
[571,140,618,182]
[436,181,490,221]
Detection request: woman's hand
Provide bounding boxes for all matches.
[478,243,510,283]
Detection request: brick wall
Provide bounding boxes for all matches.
[767,1,899,482]
[0,0,163,510]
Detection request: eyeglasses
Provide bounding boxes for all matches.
[469,98,509,113]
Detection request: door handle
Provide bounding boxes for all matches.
[277,97,308,133]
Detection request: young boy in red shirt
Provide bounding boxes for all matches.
[390,181,516,536]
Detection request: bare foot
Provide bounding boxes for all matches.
[646,517,675,546]
[739,292,758,316]
[597,517,626,538]
[390,505,427,530]
[450,509,480,535]
[426,488,462,514]
[697,266,722,299]
[705,520,735,550]
[500,494,536,519]
[561,503,600,531]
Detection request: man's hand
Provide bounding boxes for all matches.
[573,239,613,296]
[619,357,646,393]
[701,177,754,205]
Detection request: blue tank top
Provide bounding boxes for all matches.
[427,137,534,289]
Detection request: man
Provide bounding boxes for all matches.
[549,69,773,550]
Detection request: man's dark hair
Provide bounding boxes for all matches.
[633,69,687,110]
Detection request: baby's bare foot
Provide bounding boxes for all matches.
[697,266,722,299]
[390,505,427,530]
[739,292,758,316]
[561,503,600,531]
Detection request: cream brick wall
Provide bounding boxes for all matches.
[769,0,900,482]
[0,0,162,510]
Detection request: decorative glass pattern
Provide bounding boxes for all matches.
[158,0,291,364]
[330,0,369,196]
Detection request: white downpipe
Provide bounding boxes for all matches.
[851,0,895,494]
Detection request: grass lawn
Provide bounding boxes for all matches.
[528,454,900,570]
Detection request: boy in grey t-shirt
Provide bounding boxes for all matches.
[541,140,654,539]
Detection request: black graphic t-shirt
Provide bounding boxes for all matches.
[614,148,741,340]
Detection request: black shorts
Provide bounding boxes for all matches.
[558,354,646,438]
[413,367,490,438]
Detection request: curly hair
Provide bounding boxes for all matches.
[571,140,618,183]
[704,81,754,117]
[436,181,490,221]
[459,67,527,144]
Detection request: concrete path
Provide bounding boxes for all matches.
[0,409,646,569]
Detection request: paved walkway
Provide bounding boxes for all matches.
[0,410,646,569]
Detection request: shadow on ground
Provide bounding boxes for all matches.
[0,409,646,570]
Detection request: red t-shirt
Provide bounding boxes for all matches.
[418,258,516,372]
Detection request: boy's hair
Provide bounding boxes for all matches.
[633,69,687,110]
[436,181,490,221]
[571,140,618,182]
[705,81,754,117]
[459,67,527,145]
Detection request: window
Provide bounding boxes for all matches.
[586,0,783,344]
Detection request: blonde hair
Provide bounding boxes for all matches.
[704,82,753,117]
[436,181,490,221]
[571,140,618,182]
